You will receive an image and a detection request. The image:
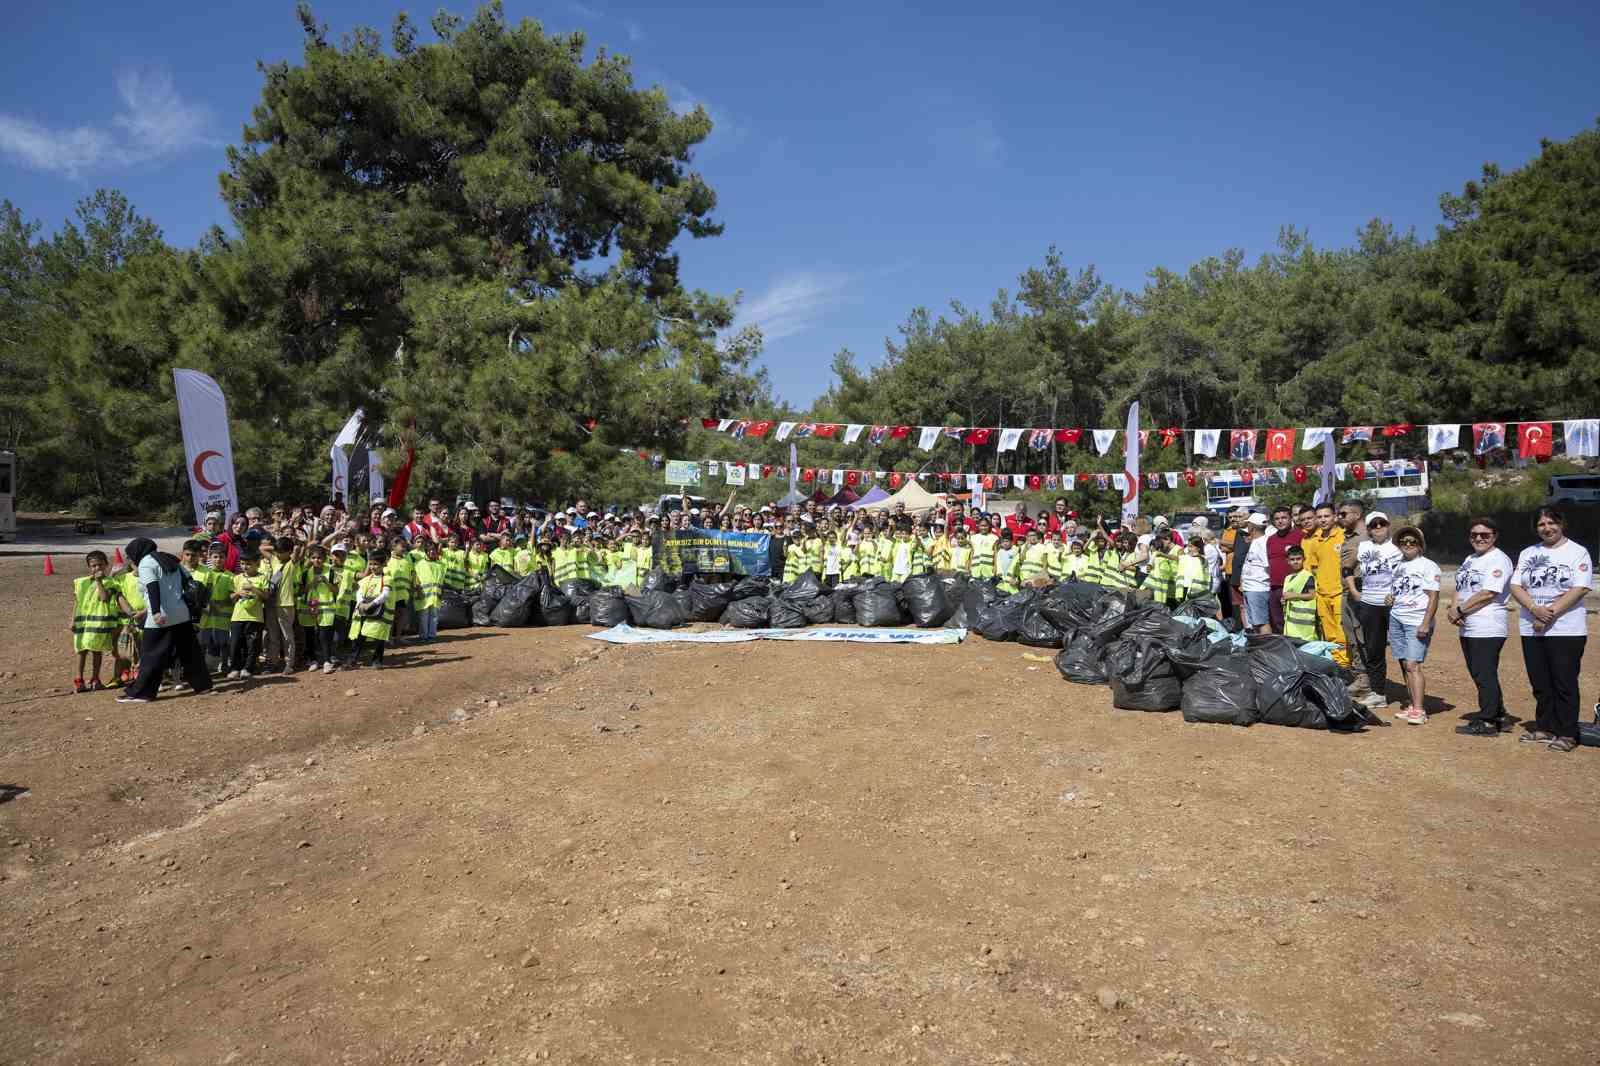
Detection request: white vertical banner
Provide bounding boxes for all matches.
[368,450,385,506]
[1314,436,1337,507]
[331,407,363,502]
[173,368,240,522]
[1121,401,1140,524]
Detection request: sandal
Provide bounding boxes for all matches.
[1519,730,1554,745]
[1546,736,1577,754]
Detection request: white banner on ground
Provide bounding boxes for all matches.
[173,368,240,522]
[587,625,968,646]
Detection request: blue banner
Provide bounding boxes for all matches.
[659,528,771,576]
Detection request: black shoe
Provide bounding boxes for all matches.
[1456,718,1505,737]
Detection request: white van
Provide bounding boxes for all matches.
[1545,475,1600,506]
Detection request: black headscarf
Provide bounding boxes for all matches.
[125,537,180,573]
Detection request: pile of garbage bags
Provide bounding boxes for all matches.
[948,582,1366,731]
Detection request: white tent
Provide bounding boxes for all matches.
[856,478,942,513]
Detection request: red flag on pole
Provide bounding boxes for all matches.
[1518,422,1553,460]
[1264,428,1295,461]
[386,447,415,510]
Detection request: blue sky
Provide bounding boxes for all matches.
[4,0,1598,406]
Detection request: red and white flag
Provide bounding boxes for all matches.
[174,369,240,522]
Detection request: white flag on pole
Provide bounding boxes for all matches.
[997,427,1025,453]
[1121,403,1141,522]
[173,369,241,522]
[1193,429,1220,457]
[1426,424,1460,454]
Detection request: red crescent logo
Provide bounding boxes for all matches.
[333,474,346,492]
[193,450,225,491]
[1123,471,1138,504]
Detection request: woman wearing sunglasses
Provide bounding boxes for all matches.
[1384,526,1441,724]
[1448,518,1514,736]
[1509,508,1592,753]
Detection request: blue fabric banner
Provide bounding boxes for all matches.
[658,528,772,576]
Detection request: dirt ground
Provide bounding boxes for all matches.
[3,556,1598,1066]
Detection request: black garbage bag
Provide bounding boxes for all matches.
[680,581,735,623]
[1257,670,1361,729]
[560,579,597,624]
[962,579,1004,621]
[801,595,834,624]
[768,597,807,628]
[490,573,546,627]
[1018,605,1065,648]
[854,578,906,626]
[1179,653,1258,725]
[471,564,520,626]
[1174,593,1222,620]
[939,574,969,614]
[1054,628,1107,684]
[720,596,772,628]
[1036,581,1106,631]
[1165,624,1229,677]
[781,572,825,604]
[533,583,575,627]
[729,575,771,600]
[1247,634,1343,685]
[589,587,629,627]
[1084,591,1145,647]
[437,590,473,630]
[830,581,861,622]
[975,590,1038,643]
[899,573,954,627]
[1105,637,1182,711]
[626,589,687,629]
[641,569,678,594]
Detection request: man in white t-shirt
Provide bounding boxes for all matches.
[1384,525,1441,724]
[1347,512,1403,708]
[1448,518,1515,735]
[1239,513,1273,632]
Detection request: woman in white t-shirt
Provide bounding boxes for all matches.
[1347,512,1403,709]
[1447,516,1515,736]
[1383,526,1440,724]
[1508,508,1593,753]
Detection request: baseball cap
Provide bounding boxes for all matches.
[1247,513,1268,528]
[382,507,398,518]
[1153,515,1169,528]
[689,508,701,515]
[586,511,598,518]
[330,542,348,554]
[465,501,479,511]
[1189,516,1210,531]
[1366,511,1390,527]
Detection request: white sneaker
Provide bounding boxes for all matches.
[322,662,335,674]
[1361,692,1387,710]
[226,670,241,680]
[305,661,319,672]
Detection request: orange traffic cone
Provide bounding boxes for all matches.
[43,554,55,576]
[113,547,125,566]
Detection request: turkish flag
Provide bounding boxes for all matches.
[1519,422,1553,459]
[982,474,996,490]
[801,468,815,483]
[1292,464,1307,484]
[1381,423,1414,438]
[1351,462,1366,481]
[1264,428,1294,461]
[701,418,719,429]
[762,464,773,478]
[889,425,911,439]
[965,428,994,445]
[1159,428,1181,448]
[845,469,860,486]
[1077,473,1092,485]
[889,472,903,489]
[1056,429,1083,445]
[747,420,774,437]
[814,424,839,438]
[1240,467,1254,484]
[1027,474,1043,491]
[1183,469,1197,487]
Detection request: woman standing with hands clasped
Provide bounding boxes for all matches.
[1448,517,1515,736]
[1509,508,1592,753]
[1384,526,1441,724]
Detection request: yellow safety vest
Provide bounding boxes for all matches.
[72,576,122,651]
[1283,570,1318,639]
[349,574,395,641]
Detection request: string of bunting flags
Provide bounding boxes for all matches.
[677,457,1432,492]
[697,418,1600,460]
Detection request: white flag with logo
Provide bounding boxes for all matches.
[173,369,240,522]
[918,426,940,451]
[726,463,746,486]
[330,407,363,502]
[844,424,866,444]
[1302,427,1334,451]
[1164,472,1180,489]
[775,422,796,442]
[1193,429,1220,457]
[1563,419,1599,458]
[997,427,1025,453]
[1092,429,1117,456]
[747,462,761,480]
[1426,424,1460,454]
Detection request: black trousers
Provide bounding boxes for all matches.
[1522,635,1586,741]
[1355,601,1391,693]
[312,625,336,664]
[1267,585,1285,634]
[352,636,385,665]
[1460,636,1506,721]
[126,622,213,700]
[229,621,262,672]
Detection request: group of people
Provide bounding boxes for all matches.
[66,490,1591,751]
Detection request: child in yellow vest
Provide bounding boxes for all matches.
[226,549,267,679]
[349,554,393,667]
[1281,545,1319,640]
[302,544,341,671]
[71,550,121,691]
[195,540,235,674]
[945,527,973,577]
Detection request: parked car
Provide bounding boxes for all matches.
[1545,474,1600,506]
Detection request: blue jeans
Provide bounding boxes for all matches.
[416,606,439,641]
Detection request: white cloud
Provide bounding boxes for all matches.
[659,79,743,140]
[0,69,215,178]
[623,18,646,42]
[737,272,856,343]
